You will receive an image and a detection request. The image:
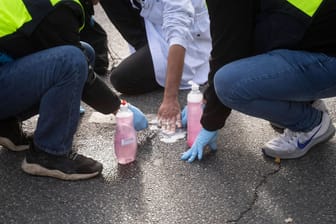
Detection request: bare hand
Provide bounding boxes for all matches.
[157,99,181,134]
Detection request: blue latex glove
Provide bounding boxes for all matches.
[90,16,95,27]
[181,106,187,128]
[181,128,218,162]
[79,105,85,115]
[180,104,205,129]
[128,104,148,131]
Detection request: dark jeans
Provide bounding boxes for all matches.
[0,46,88,155]
[215,49,336,132]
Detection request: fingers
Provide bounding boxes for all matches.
[188,148,198,163]
[158,115,182,134]
[180,148,197,162]
[181,149,192,161]
[197,146,203,160]
[180,145,201,163]
[157,100,181,133]
[175,113,182,129]
[158,119,176,134]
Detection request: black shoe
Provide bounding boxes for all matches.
[0,117,31,151]
[22,144,103,180]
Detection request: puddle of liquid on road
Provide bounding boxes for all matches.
[148,115,186,143]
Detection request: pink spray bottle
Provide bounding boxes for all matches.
[187,81,203,147]
[114,100,137,164]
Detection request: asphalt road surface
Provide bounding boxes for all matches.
[1,5,335,224]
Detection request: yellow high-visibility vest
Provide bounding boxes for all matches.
[287,0,323,17]
[0,0,84,38]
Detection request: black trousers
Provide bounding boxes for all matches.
[100,0,147,50]
[100,0,161,94]
[110,45,162,94]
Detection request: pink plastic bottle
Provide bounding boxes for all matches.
[114,100,137,164]
[187,82,203,147]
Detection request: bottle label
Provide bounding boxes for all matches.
[121,137,136,146]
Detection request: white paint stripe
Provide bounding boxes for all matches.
[88,113,159,124]
[88,112,116,124]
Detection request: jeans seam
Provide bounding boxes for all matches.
[62,60,86,154]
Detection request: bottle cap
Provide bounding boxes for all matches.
[121,99,127,106]
[188,80,199,91]
[187,81,203,102]
[119,99,129,112]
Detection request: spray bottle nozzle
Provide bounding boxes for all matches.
[188,80,199,91]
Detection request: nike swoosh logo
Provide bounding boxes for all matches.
[297,125,322,149]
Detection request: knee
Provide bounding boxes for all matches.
[60,46,88,84]
[109,67,128,93]
[213,64,246,108]
[80,41,95,66]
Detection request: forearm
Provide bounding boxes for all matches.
[163,44,186,102]
[82,70,120,114]
[157,44,185,128]
[201,84,231,131]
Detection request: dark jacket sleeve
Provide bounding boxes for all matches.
[201,0,257,131]
[31,4,82,50]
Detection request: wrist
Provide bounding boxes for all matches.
[163,93,178,102]
[201,128,217,135]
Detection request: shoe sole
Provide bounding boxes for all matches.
[21,158,101,181]
[263,122,336,159]
[0,137,29,151]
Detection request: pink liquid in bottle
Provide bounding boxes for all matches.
[114,101,137,164]
[187,82,203,147]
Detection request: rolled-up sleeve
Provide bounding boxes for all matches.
[161,0,194,48]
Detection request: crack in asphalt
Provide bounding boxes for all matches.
[226,163,282,224]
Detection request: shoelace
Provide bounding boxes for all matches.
[273,129,300,146]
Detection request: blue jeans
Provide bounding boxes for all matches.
[214,49,336,132]
[80,41,95,66]
[0,45,90,155]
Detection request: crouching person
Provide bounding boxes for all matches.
[0,0,148,180]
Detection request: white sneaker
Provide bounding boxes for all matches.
[263,112,335,159]
[270,99,329,129]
